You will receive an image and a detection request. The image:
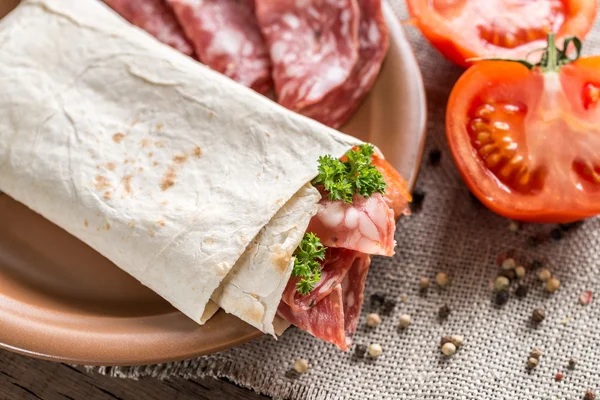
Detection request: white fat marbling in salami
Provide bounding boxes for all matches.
[104,0,194,56]
[168,0,273,94]
[301,0,389,128]
[256,0,360,111]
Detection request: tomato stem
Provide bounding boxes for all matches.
[466,34,582,71]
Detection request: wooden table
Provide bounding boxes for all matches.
[0,350,268,400]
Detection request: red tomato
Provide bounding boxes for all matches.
[407,0,597,67]
[446,35,600,222]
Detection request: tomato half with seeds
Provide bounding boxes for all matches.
[447,35,600,223]
[407,0,597,67]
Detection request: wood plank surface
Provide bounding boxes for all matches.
[0,350,269,400]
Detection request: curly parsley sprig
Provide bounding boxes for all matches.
[312,144,386,204]
[292,233,326,295]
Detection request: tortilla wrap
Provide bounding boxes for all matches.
[0,0,360,329]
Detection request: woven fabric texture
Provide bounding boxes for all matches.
[90,2,600,399]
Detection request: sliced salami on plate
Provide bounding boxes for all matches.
[168,0,273,94]
[104,0,194,56]
[256,0,360,111]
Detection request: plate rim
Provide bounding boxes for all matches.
[0,1,427,366]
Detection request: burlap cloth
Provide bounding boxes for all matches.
[89,2,600,399]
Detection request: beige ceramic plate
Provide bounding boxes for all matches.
[0,1,426,366]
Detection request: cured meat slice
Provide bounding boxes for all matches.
[104,0,194,56]
[277,254,370,350]
[282,248,367,312]
[255,0,360,110]
[301,0,390,128]
[308,192,396,256]
[278,284,347,350]
[168,0,272,94]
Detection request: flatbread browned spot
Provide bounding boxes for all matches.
[94,175,111,190]
[173,154,188,164]
[272,251,291,274]
[103,191,112,200]
[193,146,202,158]
[105,223,111,230]
[156,123,163,131]
[160,166,177,191]
[106,162,116,171]
[128,221,135,229]
[148,152,154,158]
[84,219,88,228]
[158,220,166,227]
[124,158,136,164]
[153,161,159,167]
[160,200,168,206]
[141,138,152,148]
[112,133,125,143]
[122,175,133,194]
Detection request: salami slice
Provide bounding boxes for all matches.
[308,192,396,256]
[104,0,194,56]
[301,0,390,128]
[282,248,367,313]
[167,0,272,94]
[277,254,370,350]
[255,0,360,110]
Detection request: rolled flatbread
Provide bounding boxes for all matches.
[0,0,359,328]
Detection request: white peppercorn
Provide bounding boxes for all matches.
[368,343,382,358]
[399,314,412,329]
[441,342,456,356]
[293,359,309,374]
[436,272,449,288]
[366,313,382,327]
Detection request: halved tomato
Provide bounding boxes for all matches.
[447,35,600,223]
[407,0,597,67]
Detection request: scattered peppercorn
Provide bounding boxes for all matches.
[440,336,452,346]
[293,359,309,374]
[532,308,546,323]
[508,221,520,232]
[436,272,450,288]
[515,266,526,279]
[399,314,412,329]
[450,335,464,348]
[550,228,565,241]
[438,304,451,320]
[410,189,426,213]
[527,236,540,248]
[580,291,593,305]
[499,269,516,281]
[568,358,577,370]
[502,258,517,270]
[366,313,382,327]
[370,293,385,308]
[515,284,529,298]
[381,298,397,315]
[494,276,510,292]
[441,342,457,356]
[419,277,431,291]
[537,268,552,282]
[495,291,509,306]
[584,390,596,400]
[368,343,383,358]
[555,372,563,382]
[530,348,543,359]
[546,277,561,293]
[527,357,539,370]
[559,221,583,232]
[530,260,543,270]
[428,148,442,166]
[354,344,367,358]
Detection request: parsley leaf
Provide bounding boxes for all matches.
[312,144,386,203]
[292,233,326,295]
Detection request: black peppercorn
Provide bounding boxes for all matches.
[515,284,529,298]
[354,344,367,358]
[410,190,426,213]
[381,298,397,316]
[527,236,540,248]
[370,293,385,309]
[532,308,546,323]
[438,304,451,320]
[495,291,509,306]
[550,228,564,241]
[530,260,543,270]
[428,149,442,166]
[584,390,596,400]
[560,221,583,232]
[568,358,577,370]
[499,269,516,281]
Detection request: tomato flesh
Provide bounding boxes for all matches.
[447,58,600,222]
[407,0,596,67]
